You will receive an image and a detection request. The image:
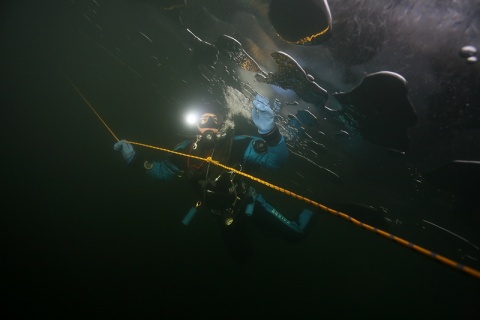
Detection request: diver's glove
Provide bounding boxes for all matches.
[252,94,275,134]
[114,140,136,164]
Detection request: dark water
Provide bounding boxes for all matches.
[2,0,480,319]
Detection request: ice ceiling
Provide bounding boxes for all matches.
[67,0,480,273]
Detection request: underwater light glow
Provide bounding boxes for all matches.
[185,112,199,126]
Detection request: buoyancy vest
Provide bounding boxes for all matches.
[181,129,251,225]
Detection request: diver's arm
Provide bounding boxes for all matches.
[248,94,288,169]
[261,124,282,146]
[128,151,180,181]
[242,126,289,170]
[145,160,179,180]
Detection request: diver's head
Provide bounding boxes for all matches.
[197,102,225,130]
[197,113,220,134]
[184,101,226,147]
[189,101,225,133]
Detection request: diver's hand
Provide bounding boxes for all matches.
[114,140,136,164]
[252,94,275,134]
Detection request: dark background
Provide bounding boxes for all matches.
[1,1,479,319]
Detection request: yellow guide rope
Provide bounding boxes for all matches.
[63,71,480,280]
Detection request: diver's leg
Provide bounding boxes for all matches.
[254,194,313,234]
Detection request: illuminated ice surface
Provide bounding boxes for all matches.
[2,0,479,318]
[63,0,480,264]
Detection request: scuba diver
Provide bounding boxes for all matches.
[114,94,314,262]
